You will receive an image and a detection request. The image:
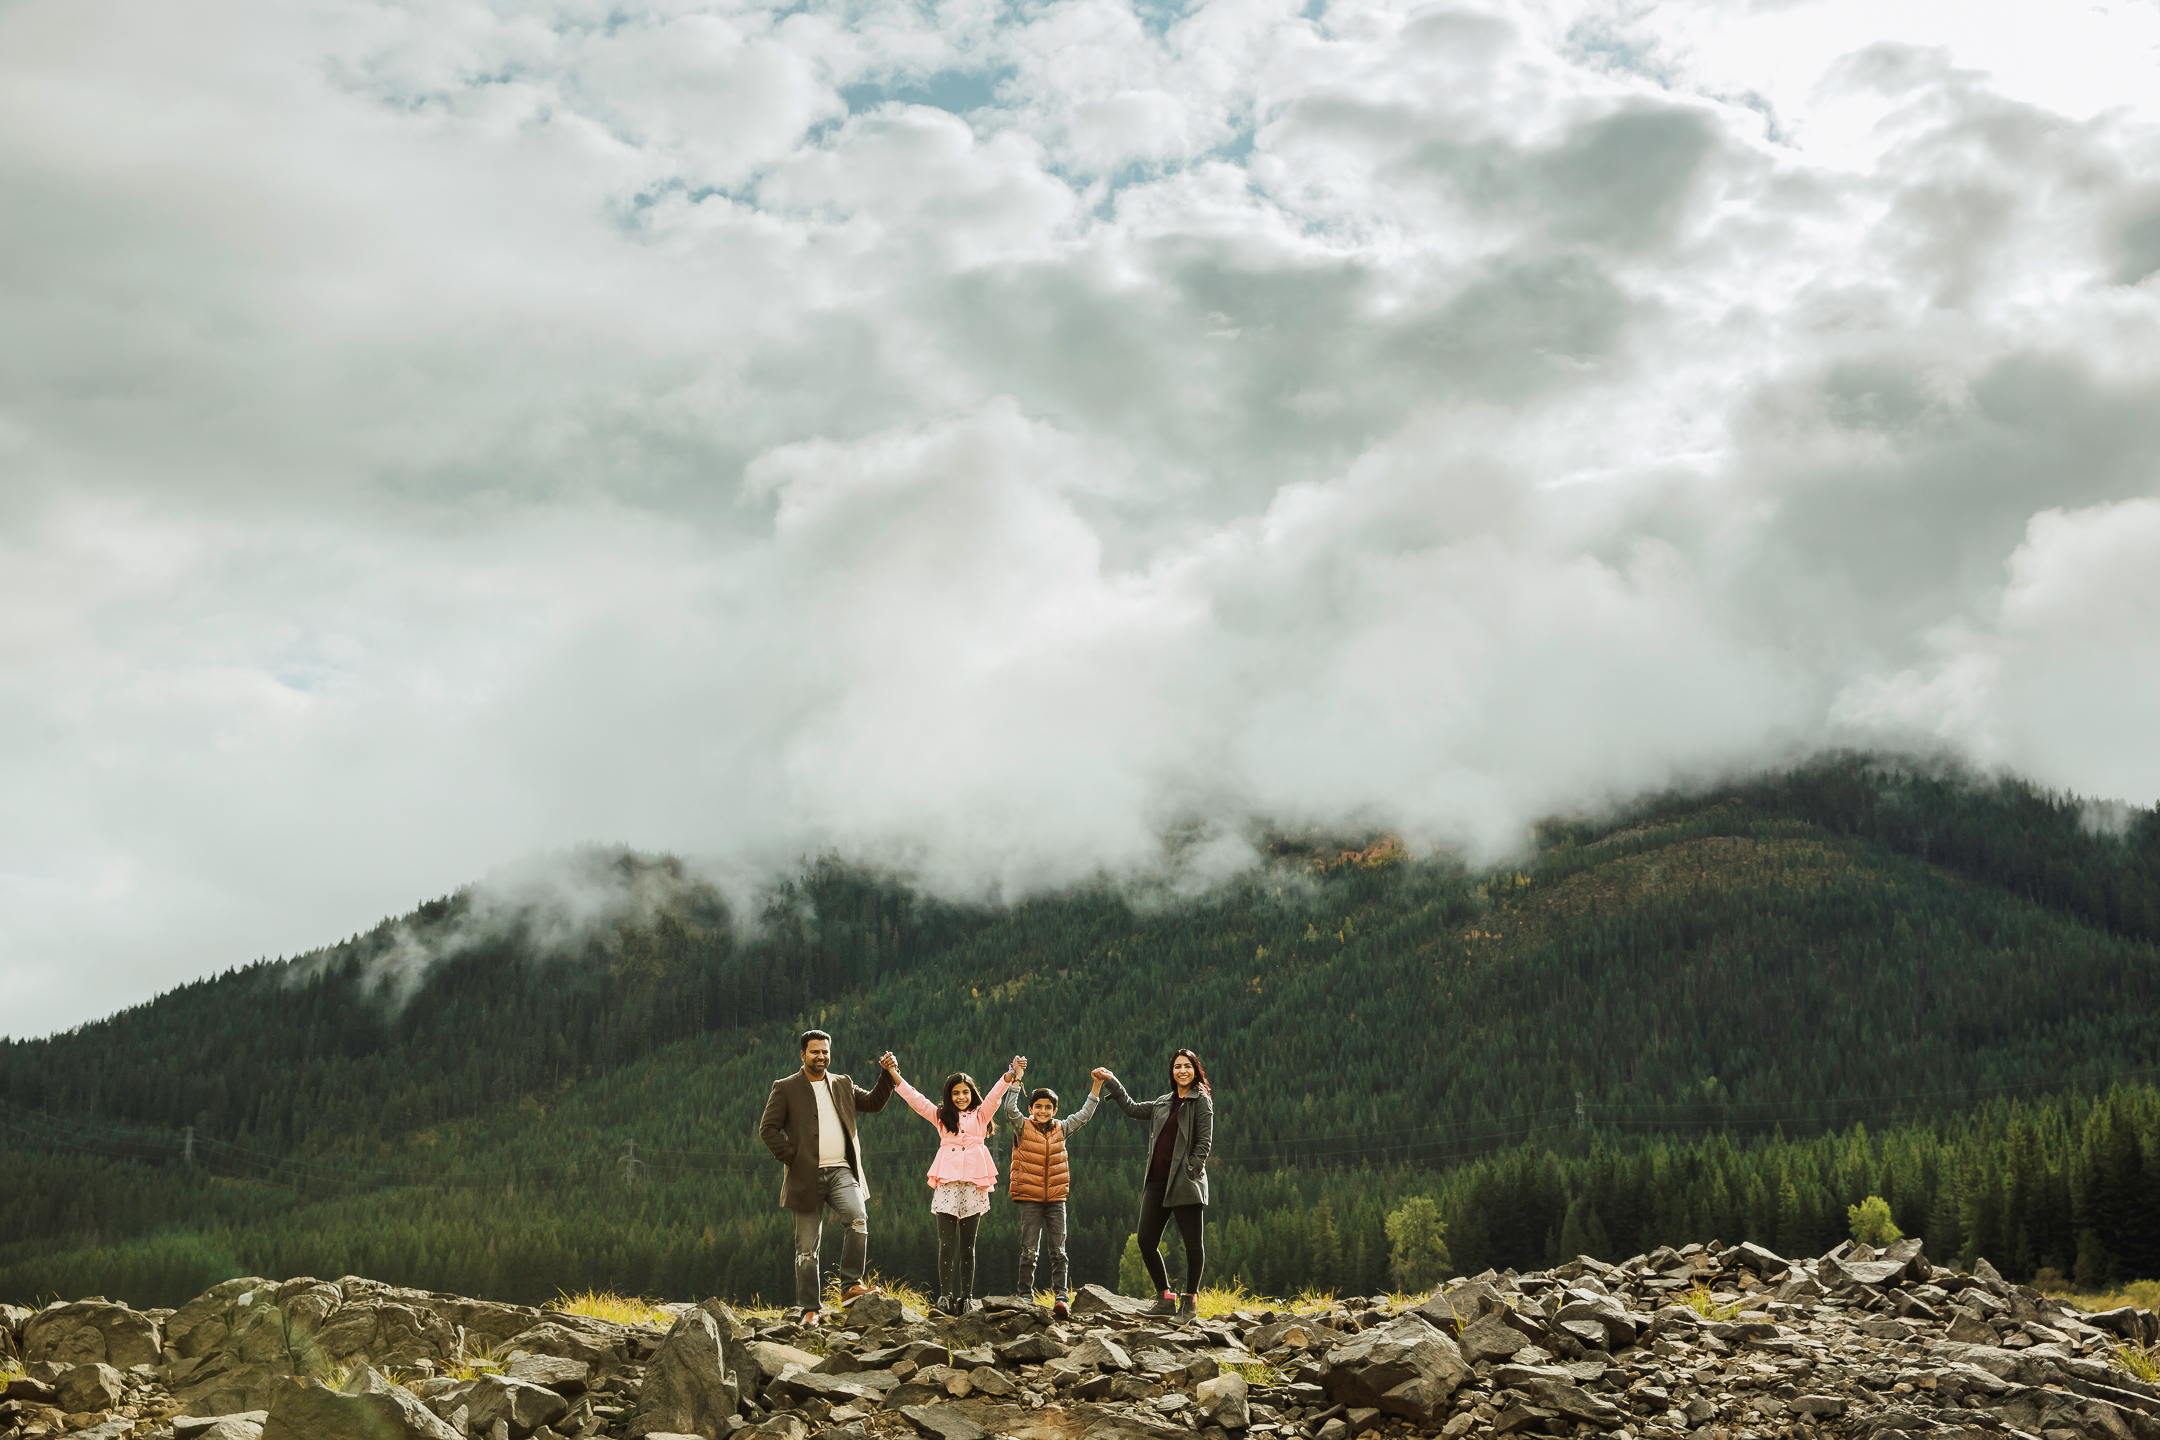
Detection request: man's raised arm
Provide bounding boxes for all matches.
[855,1050,898,1111]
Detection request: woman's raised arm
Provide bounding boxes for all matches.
[1095,1069,1151,1120]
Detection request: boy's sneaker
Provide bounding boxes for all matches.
[1148,1290,1178,1316]
[1053,1298,1071,1320]
[841,1282,880,1303]
[1177,1294,1198,1321]
[800,1310,822,1328]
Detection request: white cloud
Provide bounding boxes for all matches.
[4,0,2160,1035]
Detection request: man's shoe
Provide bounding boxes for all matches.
[1053,1298,1071,1320]
[800,1309,822,1328]
[841,1282,880,1304]
[1177,1294,1198,1321]
[1148,1290,1178,1316]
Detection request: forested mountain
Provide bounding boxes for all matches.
[4,753,2157,1309]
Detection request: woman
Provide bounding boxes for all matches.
[1095,1048,1213,1320]
[882,1052,1019,1314]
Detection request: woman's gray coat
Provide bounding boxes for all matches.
[1101,1075,1212,1206]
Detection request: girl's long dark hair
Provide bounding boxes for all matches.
[1169,1048,1212,1097]
[937,1072,996,1136]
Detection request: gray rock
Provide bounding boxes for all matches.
[1790,1394,1846,1416]
[1319,1315,1470,1423]
[24,1301,164,1369]
[769,1366,885,1407]
[502,1321,622,1370]
[175,1411,272,1436]
[746,1341,823,1387]
[1717,1242,1789,1278]
[1553,1290,1636,1348]
[749,1416,811,1440]
[995,1333,1069,1363]
[1070,1285,1154,1319]
[506,1353,591,1393]
[190,1419,269,1440]
[452,1373,572,1437]
[965,1366,1017,1398]
[840,1294,921,1330]
[629,1305,743,1439]
[1512,1377,1624,1426]
[1454,1312,1528,1362]
[1193,1371,1249,1428]
[900,1403,990,1440]
[259,1373,461,1440]
[56,1359,127,1412]
[1069,1335,1133,1371]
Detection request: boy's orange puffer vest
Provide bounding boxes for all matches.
[1009,1118,1070,1202]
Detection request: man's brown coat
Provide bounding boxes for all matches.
[758,1067,897,1212]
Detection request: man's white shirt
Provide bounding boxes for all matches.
[812,1075,846,1168]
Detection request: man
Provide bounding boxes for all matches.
[758,1029,897,1325]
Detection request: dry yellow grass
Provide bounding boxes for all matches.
[2044,1279,2160,1315]
[554,1289,675,1328]
[823,1273,935,1317]
[1683,1285,1741,1321]
[2116,1345,2160,1386]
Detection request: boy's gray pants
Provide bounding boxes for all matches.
[1016,1199,1069,1299]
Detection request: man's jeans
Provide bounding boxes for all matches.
[1016,1199,1069,1300]
[795,1165,869,1313]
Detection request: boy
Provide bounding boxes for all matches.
[1001,1058,1104,1318]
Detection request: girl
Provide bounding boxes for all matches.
[881,1051,1019,1314]
[1096,1048,1213,1320]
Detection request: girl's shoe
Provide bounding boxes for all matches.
[1148,1290,1178,1316]
[1177,1294,1198,1321]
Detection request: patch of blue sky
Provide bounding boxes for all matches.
[840,66,1015,116]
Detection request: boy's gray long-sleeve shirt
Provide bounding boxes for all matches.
[1000,1088,1100,1138]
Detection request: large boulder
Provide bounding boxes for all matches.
[1319,1315,1470,1424]
[259,1369,460,1440]
[1193,1371,1249,1429]
[55,1361,127,1412]
[1070,1285,1152,1319]
[450,1373,571,1438]
[502,1320,623,1370]
[310,1299,460,1369]
[628,1304,743,1439]
[1454,1312,1530,1363]
[23,1300,163,1368]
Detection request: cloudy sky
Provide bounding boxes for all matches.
[5,0,2160,1038]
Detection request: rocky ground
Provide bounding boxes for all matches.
[4,1238,2158,1440]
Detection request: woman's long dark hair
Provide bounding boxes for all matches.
[1169,1048,1212,1097]
[937,1072,996,1136]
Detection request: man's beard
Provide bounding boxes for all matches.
[806,1059,829,1076]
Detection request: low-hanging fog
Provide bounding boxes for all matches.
[5,0,2160,1037]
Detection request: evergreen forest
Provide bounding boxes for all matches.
[4,753,2157,1309]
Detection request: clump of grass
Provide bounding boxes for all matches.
[1194,1281,1264,1318]
[2115,1344,2160,1387]
[2053,1279,2160,1314]
[820,1272,933,1320]
[0,1356,25,1384]
[1286,1286,1339,1314]
[1227,1361,1282,1387]
[1682,1286,1741,1322]
[555,1289,675,1328]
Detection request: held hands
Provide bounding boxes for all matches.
[1090,1067,1112,1083]
[1009,1055,1027,1082]
[879,1051,898,1077]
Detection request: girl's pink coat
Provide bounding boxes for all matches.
[893,1073,1014,1189]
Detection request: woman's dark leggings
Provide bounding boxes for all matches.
[936,1214,980,1299]
[1137,1191,1206,1295]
